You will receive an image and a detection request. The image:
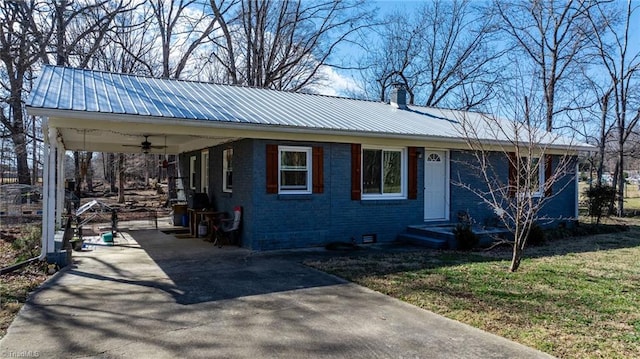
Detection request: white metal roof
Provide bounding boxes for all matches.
[27,66,587,152]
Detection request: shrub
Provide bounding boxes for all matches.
[526,222,546,246]
[10,225,42,262]
[453,224,478,251]
[584,185,617,224]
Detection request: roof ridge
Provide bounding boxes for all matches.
[41,65,383,105]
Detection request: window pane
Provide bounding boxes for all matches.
[226,172,233,189]
[281,170,307,189]
[279,148,310,192]
[519,157,540,192]
[281,151,307,169]
[383,151,401,193]
[223,149,233,191]
[225,149,233,171]
[363,149,382,194]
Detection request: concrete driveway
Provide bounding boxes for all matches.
[1,230,553,359]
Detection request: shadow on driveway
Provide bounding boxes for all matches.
[0,229,554,359]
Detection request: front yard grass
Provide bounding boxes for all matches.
[306,221,640,358]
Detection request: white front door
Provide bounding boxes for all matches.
[424,150,449,221]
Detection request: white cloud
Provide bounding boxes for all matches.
[312,66,362,98]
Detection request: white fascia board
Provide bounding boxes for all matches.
[31,107,589,154]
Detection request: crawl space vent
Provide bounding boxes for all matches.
[362,234,377,244]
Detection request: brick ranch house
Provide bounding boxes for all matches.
[27,66,588,257]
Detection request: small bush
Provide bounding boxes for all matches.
[10,225,41,263]
[526,223,546,246]
[453,224,478,251]
[584,185,617,224]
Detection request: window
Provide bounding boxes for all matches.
[201,150,209,193]
[223,148,233,193]
[362,147,405,198]
[427,153,441,162]
[510,155,545,198]
[266,144,323,194]
[189,155,196,190]
[520,157,541,196]
[279,146,312,194]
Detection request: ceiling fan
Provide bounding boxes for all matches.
[123,135,167,154]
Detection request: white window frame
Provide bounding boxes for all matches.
[278,146,312,194]
[223,148,233,193]
[361,146,407,200]
[518,156,544,198]
[189,155,197,190]
[201,149,209,193]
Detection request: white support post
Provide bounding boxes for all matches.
[40,128,51,259]
[56,141,65,228]
[46,127,58,256]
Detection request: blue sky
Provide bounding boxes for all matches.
[325,0,640,99]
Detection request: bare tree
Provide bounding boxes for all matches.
[209,0,375,91]
[453,97,577,272]
[357,12,423,104]
[584,1,640,216]
[90,5,156,75]
[571,69,616,190]
[493,0,597,132]
[359,0,502,110]
[148,0,219,79]
[0,0,53,184]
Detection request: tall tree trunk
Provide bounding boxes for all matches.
[144,154,150,188]
[86,151,94,192]
[168,155,176,200]
[74,151,81,197]
[109,153,116,192]
[10,103,31,184]
[510,218,525,272]
[31,115,38,184]
[617,144,624,217]
[118,153,125,203]
[596,91,611,184]
[609,160,619,215]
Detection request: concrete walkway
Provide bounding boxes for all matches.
[1,230,554,359]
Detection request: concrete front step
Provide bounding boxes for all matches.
[403,224,511,250]
[406,225,455,240]
[397,233,447,249]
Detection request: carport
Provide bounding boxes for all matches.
[30,90,231,262]
[27,66,319,262]
[34,113,241,261]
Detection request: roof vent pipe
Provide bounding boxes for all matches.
[390,84,408,110]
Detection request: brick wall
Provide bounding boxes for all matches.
[184,142,577,250]
[450,150,577,227]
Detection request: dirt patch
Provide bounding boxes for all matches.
[0,225,51,339]
[1,261,49,338]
